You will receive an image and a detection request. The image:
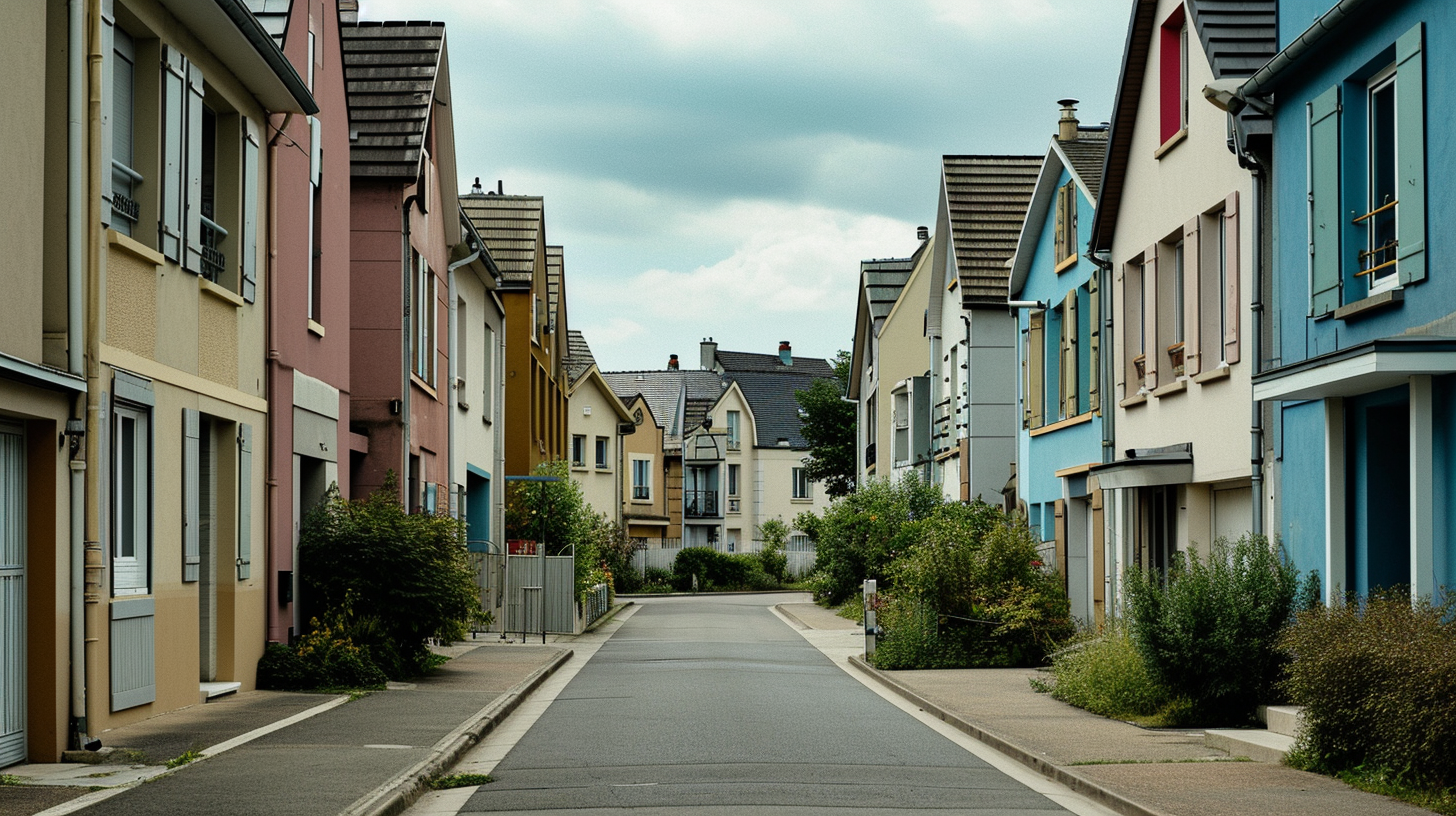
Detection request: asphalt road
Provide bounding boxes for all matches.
[460,593,1075,815]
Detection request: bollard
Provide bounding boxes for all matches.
[863,579,878,657]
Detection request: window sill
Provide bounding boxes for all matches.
[1054,254,1079,274]
[1153,128,1188,159]
[791,498,814,504]
[200,278,244,308]
[410,372,437,398]
[1335,288,1404,321]
[570,464,587,471]
[1193,365,1231,384]
[308,319,326,337]
[1029,411,1094,437]
[1151,379,1188,399]
[108,229,164,267]
[1119,393,1148,409]
[631,498,653,505]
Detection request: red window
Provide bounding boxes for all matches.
[1159,7,1188,145]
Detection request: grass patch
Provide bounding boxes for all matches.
[1,774,24,786]
[1318,764,1456,816]
[165,749,203,769]
[429,773,494,790]
[1034,625,1189,725]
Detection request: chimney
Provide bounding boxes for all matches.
[916,225,929,242]
[700,337,717,371]
[497,179,504,195]
[470,177,483,195]
[778,341,792,367]
[338,0,357,23]
[667,354,679,371]
[1057,98,1080,142]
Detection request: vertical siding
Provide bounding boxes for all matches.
[109,598,156,711]
[0,426,27,767]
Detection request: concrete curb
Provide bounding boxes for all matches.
[341,647,574,816]
[772,603,812,630]
[847,654,1174,816]
[581,600,634,634]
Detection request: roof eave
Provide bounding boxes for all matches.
[165,0,318,114]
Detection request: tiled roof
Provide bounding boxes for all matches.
[725,372,831,450]
[242,0,290,49]
[715,350,834,378]
[862,258,914,323]
[546,246,563,331]
[459,194,542,287]
[942,156,1041,308]
[601,370,725,445]
[1189,0,1276,141]
[340,21,445,178]
[1058,128,1110,200]
[564,330,595,387]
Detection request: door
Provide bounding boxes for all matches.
[0,423,27,767]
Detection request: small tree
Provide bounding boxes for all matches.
[756,518,789,583]
[796,473,944,605]
[795,350,856,499]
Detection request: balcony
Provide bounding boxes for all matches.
[200,215,227,283]
[684,489,719,518]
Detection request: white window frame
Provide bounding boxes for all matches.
[727,463,739,497]
[411,251,436,385]
[792,467,810,500]
[595,436,609,470]
[1365,65,1399,295]
[113,403,152,596]
[630,456,652,502]
[571,435,586,468]
[726,410,740,450]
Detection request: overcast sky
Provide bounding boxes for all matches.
[360,0,1134,372]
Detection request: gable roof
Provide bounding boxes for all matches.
[601,369,725,446]
[862,258,915,323]
[243,0,290,50]
[715,350,834,378]
[459,194,543,288]
[1008,129,1111,296]
[564,330,595,387]
[546,245,564,331]
[724,371,829,450]
[1058,128,1111,200]
[340,21,445,178]
[942,156,1042,307]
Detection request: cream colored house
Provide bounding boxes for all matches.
[565,331,634,523]
[450,210,506,551]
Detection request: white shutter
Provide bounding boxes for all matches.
[182,409,200,583]
[241,120,260,303]
[237,423,252,580]
[160,46,186,261]
[183,59,205,273]
[310,116,322,186]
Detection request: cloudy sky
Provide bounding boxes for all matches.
[361,0,1134,372]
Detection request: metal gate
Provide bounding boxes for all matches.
[0,424,27,767]
[503,555,574,635]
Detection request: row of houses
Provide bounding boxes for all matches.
[852,0,1454,628]
[0,0,601,767]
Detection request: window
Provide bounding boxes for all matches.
[308,116,323,320]
[411,250,437,385]
[455,297,468,408]
[726,410,740,450]
[571,435,586,467]
[727,463,739,497]
[631,457,651,501]
[1159,7,1188,145]
[1198,198,1240,368]
[113,403,151,596]
[792,467,811,500]
[1054,180,1078,267]
[481,323,495,418]
[595,437,609,469]
[108,26,140,236]
[1309,23,1426,314]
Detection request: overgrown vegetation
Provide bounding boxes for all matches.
[797,474,944,606]
[1281,589,1456,808]
[671,547,776,592]
[429,773,494,790]
[756,519,790,583]
[165,749,203,769]
[1031,624,1171,723]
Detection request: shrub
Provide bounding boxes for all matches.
[1281,590,1456,790]
[1034,624,1170,721]
[1123,535,1307,725]
[299,476,478,679]
[257,614,387,691]
[670,547,774,591]
[640,567,674,593]
[797,474,944,605]
[871,600,969,670]
[756,519,790,583]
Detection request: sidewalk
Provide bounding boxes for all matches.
[776,602,1433,816]
[0,636,573,816]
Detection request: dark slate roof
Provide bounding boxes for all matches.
[715,350,834,378]
[1189,0,1277,141]
[564,330,595,387]
[1058,128,1110,200]
[942,156,1041,308]
[242,0,291,49]
[1090,0,1161,254]
[862,258,914,322]
[459,194,542,287]
[601,370,725,441]
[546,246,563,331]
[725,372,830,450]
[340,21,444,178]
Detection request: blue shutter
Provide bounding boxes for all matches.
[1395,23,1425,287]
[160,46,186,262]
[100,0,114,226]
[182,409,200,583]
[1309,85,1341,315]
[183,59,205,274]
[241,121,259,303]
[236,423,252,581]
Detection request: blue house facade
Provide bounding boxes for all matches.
[1244,0,1455,601]
[1009,103,1110,625]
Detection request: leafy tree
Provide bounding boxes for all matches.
[796,349,856,499]
[756,518,789,582]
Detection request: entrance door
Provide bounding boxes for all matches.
[0,423,27,767]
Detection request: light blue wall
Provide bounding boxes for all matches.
[1279,400,1326,583]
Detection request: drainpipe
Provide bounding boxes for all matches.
[401,193,423,504]
[265,112,291,637]
[447,240,483,521]
[1246,163,1267,538]
[67,0,92,750]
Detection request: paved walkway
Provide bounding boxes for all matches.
[775,602,1433,816]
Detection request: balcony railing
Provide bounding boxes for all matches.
[684,489,719,518]
[200,215,227,283]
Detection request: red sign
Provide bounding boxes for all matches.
[508,539,537,555]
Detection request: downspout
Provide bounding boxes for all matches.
[447,243,483,521]
[1227,115,1268,539]
[401,193,422,504]
[68,0,91,750]
[266,112,291,636]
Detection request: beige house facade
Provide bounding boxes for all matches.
[565,332,634,523]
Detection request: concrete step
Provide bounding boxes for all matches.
[200,681,241,701]
[1258,705,1305,738]
[1206,728,1296,763]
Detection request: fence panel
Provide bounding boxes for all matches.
[503,554,575,635]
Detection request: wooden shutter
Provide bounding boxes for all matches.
[1028,312,1045,428]
[1089,269,1100,413]
[237,423,252,580]
[183,59,205,273]
[160,46,186,261]
[1309,85,1341,315]
[182,408,200,583]
[110,598,156,711]
[1395,23,1426,286]
[100,0,115,225]
[1143,245,1159,390]
[1223,192,1241,364]
[1182,217,1201,376]
[1063,291,1078,417]
[241,120,260,303]
[1021,324,1031,429]
[1113,265,1126,400]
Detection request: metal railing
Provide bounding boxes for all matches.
[200,215,227,282]
[582,583,610,628]
[684,489,718,518]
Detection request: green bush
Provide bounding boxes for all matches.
[640,567,674,592]
[670,547,775,591]
[1281,590,1456,790]
[756,519,790,583]
[871,600,969,669]
[1123,535,1307,725]
[1034,624,1170,720]
[796,474,944,605]
[257,615,387,691]
[299,476,478,679]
